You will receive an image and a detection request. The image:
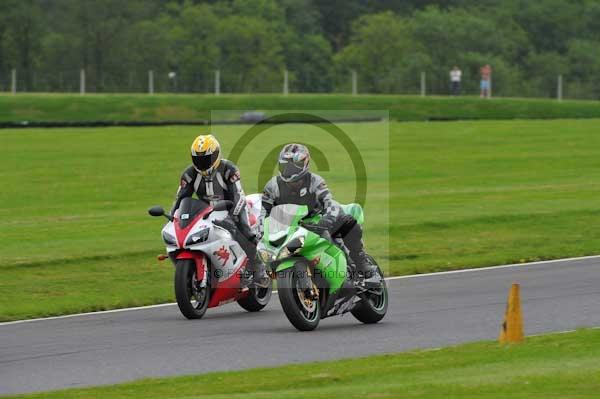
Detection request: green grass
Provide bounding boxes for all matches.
[2,93,600,122]
[392,118,600,272]
[2,119,600,321]
[4,329,600,398]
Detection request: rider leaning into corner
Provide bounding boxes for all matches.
[260,143,379,281]
[171,134,270,287]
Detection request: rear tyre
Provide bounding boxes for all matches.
[351,260,388,324]
[174,259,210,319]
[277,267,320,331]
[237,283,272,312]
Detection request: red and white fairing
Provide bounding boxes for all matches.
[245,193,262,231]
[160,194,262,308]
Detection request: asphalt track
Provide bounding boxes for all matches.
[2,256,600,395]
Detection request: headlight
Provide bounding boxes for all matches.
[276,237,305,260]
[276,246,292,261]
[258,249,273,263]
[162,231,177,246]
[185,228,209,246]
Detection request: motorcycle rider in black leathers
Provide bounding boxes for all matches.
[260,143,378,280]
[171,134,269,287]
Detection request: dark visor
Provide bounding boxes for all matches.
[278,159,304,179]
[192,149,219,171]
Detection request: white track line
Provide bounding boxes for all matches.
[0,303,179,326]
[2,254,599,327]
[384,254,600,281]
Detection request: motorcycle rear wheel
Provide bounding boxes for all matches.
[174,259,210,319]
[237,283,272,312]
[351,260,388,324]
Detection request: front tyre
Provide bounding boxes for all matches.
[351,262,388,324]
[237,283,272,312]
[277,268,320,331]
[174,259,210,319]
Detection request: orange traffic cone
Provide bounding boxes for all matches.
[499,283,524,343]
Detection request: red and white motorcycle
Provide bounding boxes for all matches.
[148,194,271,319]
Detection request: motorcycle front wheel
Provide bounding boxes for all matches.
[174,259,211,319]
[277,267,320,331]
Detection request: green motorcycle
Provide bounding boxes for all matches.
[258,203,388,331]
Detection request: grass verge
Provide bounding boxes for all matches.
[4,329,600,398]
[2,93,600,122]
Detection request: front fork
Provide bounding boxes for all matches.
[276,258,318,299]
[296,261,318,300]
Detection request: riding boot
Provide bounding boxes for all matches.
[216,218,270,288]
[239,236,270,288]
[246,257,270,288]
[343,223,378,279]
[351,249,377,279]
[334,238,357,276]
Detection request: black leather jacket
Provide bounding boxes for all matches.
[260,172,342,226]
[171,159,253,238]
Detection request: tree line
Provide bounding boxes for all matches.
[1,0,599,98]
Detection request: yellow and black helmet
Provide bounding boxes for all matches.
[190,134,221,176]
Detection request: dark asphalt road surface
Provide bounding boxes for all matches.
[2,257,599,395]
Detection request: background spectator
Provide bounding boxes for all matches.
[450,66,462,95]
[480,64,492,98]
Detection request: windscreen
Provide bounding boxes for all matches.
[178,197,211,228]
[269,204,303,235]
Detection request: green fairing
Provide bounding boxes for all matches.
[268,203,361,294]
[274,230,347,294]
[291,206,308,226]
[274,230,321,273]
[303,214,321,224]
[302,203,364,225]
[302,232,347,293]
[275,259,299,272]
[340,203,364,225]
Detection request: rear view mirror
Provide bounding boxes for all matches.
[148,206,165,217]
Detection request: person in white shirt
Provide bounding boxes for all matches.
[450,66,462,96]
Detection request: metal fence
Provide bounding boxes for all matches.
[0,68,587,101]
